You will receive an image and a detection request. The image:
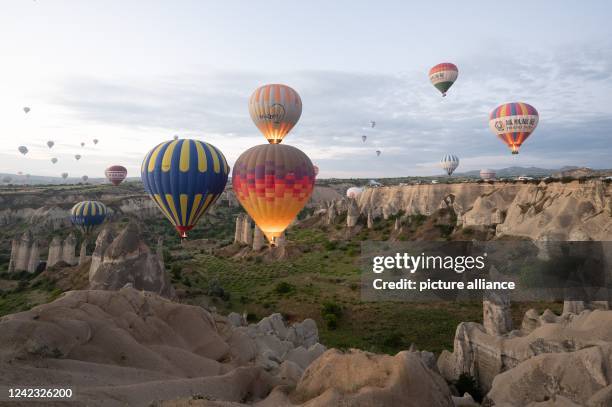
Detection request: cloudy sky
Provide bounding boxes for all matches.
[1,0,611,178]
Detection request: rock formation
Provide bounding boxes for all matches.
[0,289,329,406]
[234,214,244,243]
[367,211,373,229]
[482,291,512,335]
[78,241,87,265]
[7,231,40,273]
[326,201,337,224]
[242,215,253,245]
[16,230,32,271]
[346,198,359,227]
[62,232,77,265]
[46,235,62,268]
[89,222,174,298]
[89,227,114,280]
[26,240,40,273]
[7,239,18,273]
[253,225,264,251]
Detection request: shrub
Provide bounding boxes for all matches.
[274,281,294,295]
[324,313,338,330]
[321,301,343,318]
[454,373,482,402]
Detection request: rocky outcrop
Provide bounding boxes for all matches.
[7,231,40,273]
[234,214,244,243]
[27,240,40,273]
[46,236,62,268]
[483,291,512,335]
[438,308,612,394]
[89,222,175,298]
[262,349,454,407]
[62,233,77,265]
[346,198,359,227]
[0,288,328,406]
[89,227,114,279]
[242,216,253,246]
[253,226,264,251]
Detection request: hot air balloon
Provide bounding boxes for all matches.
[47,140,54,149]
[105,165,127,186]
[70,201,108,235]
[2,176,12,183]
[362,135,367,143]
[18,146,28,155]
[480,169,496,180]
[61,172,68,180]
[51,157,58,164]
[489,102,539,154]
[93,139,99,145]
[233,144,315,245]
[75,154,81,160]
[81,175,89,182]
[376,150,381,157]
[346,186,364,199]
[17,171,23,175]
[429,63,458,97]
[141,139,229,239]
[249,84,302,144]
[23,107,30,114]
[440,154,460,176]
[173,135,179,141]
[313,165,319,176]
[80,142,85,147]
[370,121,376,128]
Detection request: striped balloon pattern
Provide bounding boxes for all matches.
[440,154,460,176]
[489,102,538,154]
[105,165,128,186]
[249,84,302,144]
[70,201,108,235]
[429,63,458,96]
[232,144,315,245]
[141,139,229,238]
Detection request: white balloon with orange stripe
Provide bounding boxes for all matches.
[249,84,302,144]
[141,138,230,238]
[429,63,458,97]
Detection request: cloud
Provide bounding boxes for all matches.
[32,44,612,178]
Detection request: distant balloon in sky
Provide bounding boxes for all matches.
[141,139,229,239]
[81,175,89,182]
[93,139,99,145]
[249,84,302,144]
[74,154,81,160]
[233,144,315,245]
[173,135,179,141]
[346,186,364,199]
[489,102,539,154]
[23,107,30,114]
[105,165,127,186]
[70,201,108,235]
[429,63,458,97]
[362,135,367,143]
[51,157,58,164]
[18,146,28,155]
[376,150,381,157]
[440,154,460,176]
[313,165,319,176]
[47,140,54,149]
[2,176,12,183]
[61,172,68,179]
[80,142,85,147]
[480,169,496,180]
[370,121,376,128]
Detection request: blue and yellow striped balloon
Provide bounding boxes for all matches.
[70,201,108,235]
[141,139,229,238]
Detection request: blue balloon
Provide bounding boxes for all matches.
[141,139,229,238]
[70,201,108,235]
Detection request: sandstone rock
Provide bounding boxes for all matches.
[26,240,39,273]
[228,312,245,327]
[234,215,244,243]
[242,216,252,245]
[7,239,18,273]
[346,198,359,227]
[62,232,77,265]
[89,222,175,299]
[483,291,512,335]
[46,235,63,268]
[89,226,114,280]
[16,230,32,271]
[78,241,87,265]
[288,349,454,406]
[253,226,264,251]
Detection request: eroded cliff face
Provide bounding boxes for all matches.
[352,181,612,240]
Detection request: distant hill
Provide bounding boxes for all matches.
[0,173,141,186]
[457,166,558,178]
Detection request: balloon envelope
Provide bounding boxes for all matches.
[249,84,302,144]
[81,175,89,182]
[362,135,367,142]
[376,150,381,156]
[23,107,30,113]
[370,121,376,128]
[51,157,58,164]
[61,172,68,179]
[141,139,229,238]
[105,165,127,186]
[18,146,28,155]
[440,154,460,176]
[93,139,99,145]
[346,187,364,199]
[70,201,108,235]
[313,165,319,176]
[232,144,315,245]
[47,140,54,149]
[74,154,81,160]
[480,169,496,180]
[429,63,458,96]
[489,102,539,154]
